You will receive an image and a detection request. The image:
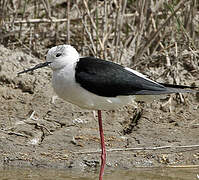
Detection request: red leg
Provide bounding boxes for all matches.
[97,110,106,180]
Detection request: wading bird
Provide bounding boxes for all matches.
[18,45,197,180]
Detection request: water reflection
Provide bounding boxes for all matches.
[0,167,198,180]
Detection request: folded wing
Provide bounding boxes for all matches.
[75,57,195,97]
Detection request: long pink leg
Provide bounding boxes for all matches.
[97,110,106,180]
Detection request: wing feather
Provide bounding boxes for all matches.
[75,57,169,97]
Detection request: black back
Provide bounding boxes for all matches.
[75,57,169,97]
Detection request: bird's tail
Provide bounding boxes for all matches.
[135,83,198,102]
[159,83,198,94]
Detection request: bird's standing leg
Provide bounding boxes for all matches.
[97,110,106,180]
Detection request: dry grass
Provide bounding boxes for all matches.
[0,0,199,84]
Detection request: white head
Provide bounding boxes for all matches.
[46,45,79,71]
[18,45,79,75]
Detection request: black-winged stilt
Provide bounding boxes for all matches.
[18,44,197,180]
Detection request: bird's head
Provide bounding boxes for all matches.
[47,45,79,71]
[18,45,79,75]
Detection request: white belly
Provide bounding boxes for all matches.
[52,65,135,110]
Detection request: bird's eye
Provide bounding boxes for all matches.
[56,53,62,57]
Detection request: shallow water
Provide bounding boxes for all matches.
[0,167,198,180]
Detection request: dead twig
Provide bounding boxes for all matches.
[67,0,70,44]
[0,129,29,138]
[6,18,80,24]
[167,165,199,168]
[73,144,199,154]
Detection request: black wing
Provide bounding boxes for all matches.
[75,57,193,97]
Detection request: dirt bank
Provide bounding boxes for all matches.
[0,45,199,172]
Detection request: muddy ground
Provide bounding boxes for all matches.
[0,45,199,173]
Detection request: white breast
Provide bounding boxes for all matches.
[52,63,134,110]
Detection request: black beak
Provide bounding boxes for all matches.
[18,61,51,75]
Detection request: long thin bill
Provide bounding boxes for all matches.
[18,61,51,75]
